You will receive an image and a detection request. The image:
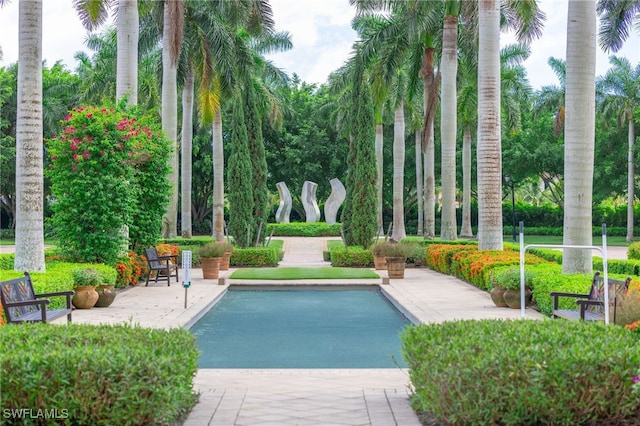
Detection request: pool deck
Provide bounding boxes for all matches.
[49,237,612,425]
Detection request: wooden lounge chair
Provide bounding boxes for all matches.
[144,247,179,286]
[0,272,73,324]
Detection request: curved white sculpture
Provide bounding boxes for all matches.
[275,181,292,223]
[302,181,321,223]
[324,178,346,225]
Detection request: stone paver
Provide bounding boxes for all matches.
[37,237,625,425]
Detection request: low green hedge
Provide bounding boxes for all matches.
[0,323,199,425]
[266,222,341,236]
[0,263,118,309]
[330,247,374,267]
[402,319,640,425]
[230,247,280,266]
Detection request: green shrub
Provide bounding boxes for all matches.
[230,247,280,266]
[266,222,342,236]
[0,253,14,270]
[198,242,228,258]
[402,319,640,425]
[628,242,640,260]
[0,323,198,425]
[489,267,534,290]
[330,247,373,267]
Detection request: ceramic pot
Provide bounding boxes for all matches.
[220,251,232,271]
[490,286,508,307]
[201,257,221,279]
[95,284,116,307]
[72,285,99,309]
[503,288,533,309]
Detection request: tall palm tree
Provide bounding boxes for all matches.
[477,0,502,250]
[72,0,139,106]
[597,56,640,242]
[13,0,45,271]
[562,0,597,273]
[535,57,566,136]
[160,0,184,238]
[440,0,460,241]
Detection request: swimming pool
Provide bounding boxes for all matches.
[190,287,412,368]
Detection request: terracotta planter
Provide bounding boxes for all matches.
[373,255,387,270]
[72,285,99,309]
[490,286,508,307]
[201,257,221,279]
[385,256,406,279]
[95,284,116,307]
[220,251,232,271]
[503,288,533,309]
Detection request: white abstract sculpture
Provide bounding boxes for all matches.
[275,181,292,223]
[302,181,321,223]
[324,178,346,225]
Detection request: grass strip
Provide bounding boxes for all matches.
[230,266,379,280]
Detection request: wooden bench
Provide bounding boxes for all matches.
[550,271,631,322]
[144,247,179,286]
[0,272,74,324]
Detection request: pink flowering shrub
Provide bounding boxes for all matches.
[47,104,171,265]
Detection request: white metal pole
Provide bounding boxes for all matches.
[519,222,526,319]
[602,224,609,325]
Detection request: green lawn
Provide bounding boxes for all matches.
[230,267,379,280]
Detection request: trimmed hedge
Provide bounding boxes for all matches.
[330,247,374,267]
[230,247,280,266]
[402,319,640,425]
[0,323,198,425]
[266,222,341,236]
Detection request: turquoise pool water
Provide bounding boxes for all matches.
[190,288,412,368]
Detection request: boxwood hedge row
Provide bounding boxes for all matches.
[402,319,640,425]
[0,323,199,425]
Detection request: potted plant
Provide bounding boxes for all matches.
[71,267,101,309]
[217,241,234,271]
[95,267,118,307]
[493,268,533,309]
[199,242,228,279]
[377,242,416,279]
[371,242,388,270]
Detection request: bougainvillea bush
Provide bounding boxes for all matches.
[47,104,171,265]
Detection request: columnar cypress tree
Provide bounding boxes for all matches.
[342,58,378,248]
[244,81,269,245]
[227,97,255,248]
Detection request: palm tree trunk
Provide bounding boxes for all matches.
[562,0,596,273]
[181,66,194,238]
[460,126,473,238]
[415,130,423,236]
[627,118,634,241]
[116,0,138,106]
[212,109,225,241]
[421,46,437,239]
[161,0,182,238]
[440,14,458,241]
[15,0,45,272]
[375,123,383,234]
[391,103,406,241]
[477,0,503,250]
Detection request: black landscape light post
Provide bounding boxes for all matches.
[504,174,516,242]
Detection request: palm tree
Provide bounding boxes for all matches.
[72,0,139,105]
[597,56,640,242]
[535,57,566,136]
[562,0,597,274]
[14,0,45,271]
[597,0,640,53]
[477,0,502,250]
[440,0,460,241]
[160,0,184,238]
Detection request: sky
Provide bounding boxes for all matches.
[0,0,638,90]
